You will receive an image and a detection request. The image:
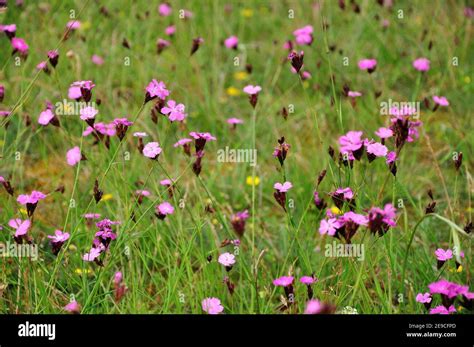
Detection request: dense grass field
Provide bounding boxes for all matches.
[0,0,472,314]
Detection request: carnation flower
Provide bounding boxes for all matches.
[202,297,224,314]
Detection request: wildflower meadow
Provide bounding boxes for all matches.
[0,0,473,324]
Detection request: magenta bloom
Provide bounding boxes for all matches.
[8,218,31,239]
[230,210,249,237]
[375,127,393,139]
[300,276,317,285]
[348,91,362,97]
[66,146,82,166]
[358,58,377,72]
[143,142,162,159]
[413,58,430,71]
[224,35,238,49]
[273,276,294,287]
[84,213,101,219]
[319,218,343,236]
[304,299,323,314]
[66,20,81,30]
[202,297,224,315]
[416,293,432,304]
[218,252,236,269]
[243,85,262,95]
[342,211,369,226]
[17,191,46,206]
[174,138,192,147]
[64,300,81,314]
[293,25,313,45]
[429,305,456,315]
[273,181,292,193]
[83,246,103,262]
[227,117,243,125]
[145,79,169,102]
[161,100,187,122]
[386,151,397,165]
[189,131,217,152]
[339,130,364,155]
[11,37,28,56]
[79,106,98,122]
[38,109,55,126]
[155,202,174,220]
[48,230,70,255]
[36,61,48,72]
[435,248,453,261]
[366,141,388,159]
[91,54,104,65]
[165,25,176,36]
[158,3,172,16]
[1,24,16,39]
[432,95,449,106]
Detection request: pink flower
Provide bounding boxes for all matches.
[300,276,317,285]
[273,181,292,193]
[342,211,369,226]
[273,276,294,287]
[8,218,31,237]
[135,190,151,197]
[38,109,55,125]
[293,25,313,45]
[66,146,82,166]
[201,297,224,315]
[143,142,162,159]
[66,20,81,30]
[416,293,432,304]
[68,85,82,100]
[433,95,449,106]
[429,305,456,315]
[145,79,169,101]
[17,191,46,205]
[48,230,70,254]
[36,61,48,72]
[348,91,362,97]
[366,142,388,157]
[339,130,364,153]
[83,246,103,262]
[161,100,187,122]
[11,37,28,55]
[160,179,172,186]
[224,35,238,49]
[304,299,322,314]
[413,58,430,71]
[435,248,453,261]
[386,151,397,164]
[375,127,393,139]
[173,138,192,147]
[158,3,172,16]
[79,106,98,121]
[84,213,101,219]
[227,117,243,125]
[64,300,81,314]
[155,202,174,220]
[165,25,176,36]
[218,252,236,267]
[319,218,342,236]
[358,59,377,71]
[243,85,261,95]
[91,55,104,65]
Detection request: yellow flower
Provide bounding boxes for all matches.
[246,175,260,186]
[19,208,27,215]
[226,86,241,96]
[102,194,113,201]
[75,268,92,275]
[330,206,342,215]
[241,8,253,18]
[456,265,463,273]
[234,71,248,81]
[212,218,219,225]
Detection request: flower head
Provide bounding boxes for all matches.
[433,95,449,106]
[435,248,453,261]
[224,35,238,49]
[145,79,169,102]
[273,276,294,287]
[416,293,432,304]
[143,142,162,159]
[273,181,292,193]
[161,100,187,122]
[202,297,224,314]
[218,252,236,267]
[413,58,430,71]
[66,146,82,166]
[358,59,377,72]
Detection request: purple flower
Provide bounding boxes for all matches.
[375,127,393,139]
[145,79,169,102]
[435,248,453,261]
[161,100,187,122]
[300,276,317,285]
[413,58,430,71]
[202,297,224,315]
[273,276,294,287]
[416,293,432,304]
[48,230,70,255]
[143,142,162,159]
[429,305,456,315]
[224,35,238,49]
[155,202,174,220]
[433,95,449,107]
[274,181,292,193]
[319,218,343,236]
[358,59,377,72]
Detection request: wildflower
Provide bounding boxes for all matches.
[243,85,261,108]
[227,117,243,130]
[113,271,128,302]
[293,25,313,46]
[9,218,31,244]
[135,189,151,204]
[435,248,453,269]
[38,108,59,127]
[273,137,290,166]
[71,80,95,102]
[218,252,236,271]
[375,127,393,142]
[273,181,292,211]
[339,130,364,160]
[313,191,327,210]
[366,141,388,162]
[189,131,216,152]
[230,210,249,237]
[47,50,59,68]
[66,146,83,166]
[224,35,238,50]
[429,305,456,315]
[160,179,174,198]
[226,86,241,96]
[155,202,174,220]
[367,204,397,236]
[91,54,104,65]
[1,24,16,40]
[330,187,354,209]
[17,191,46,217]
[336,211,369,243]
[48,230,70,255]
[273,276,295,304]
[36,61,49,74]
[173,138,192,156]
[416,292,432,310]
[161,100,187,122]
[432,95,449,107]
[288,50,304,73]
[304,299,336,314]
[358,59,377,73]
[413,57,430,71]
[348,91,362,98]
[319,218,343,236]
[145,79,169,103]
[165,25,175,36]
[202,297,224,315]
[246,175,260,186]
[157,38,170,54]
[224,276,235,295]
[11,37,28,58]
[158,3,172,16]
[300,276,317,299]
[143,142,162,160]
[66,20,81,31]
[64,300,81,314]
[190,37,204,56]
[113,117,133,141]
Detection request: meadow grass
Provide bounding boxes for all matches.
[0,0,472,314]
